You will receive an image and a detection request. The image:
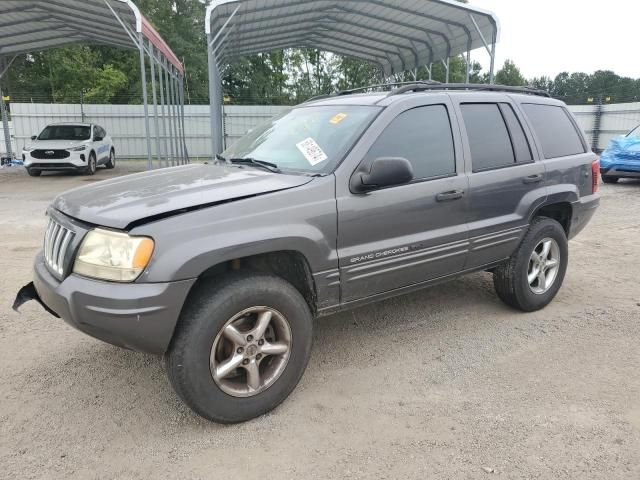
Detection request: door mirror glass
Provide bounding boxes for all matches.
[31,135,37,140]
[354,157,414,192]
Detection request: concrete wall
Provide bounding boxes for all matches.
[5,102,640,159]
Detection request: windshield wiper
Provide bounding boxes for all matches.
[230,157,281,173]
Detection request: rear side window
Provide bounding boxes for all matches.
[522,104,586,158]
[461,103,515,171]
[366,105,455,180]
[499,104,533,163]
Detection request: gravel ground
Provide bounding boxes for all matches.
[1,164,639,479]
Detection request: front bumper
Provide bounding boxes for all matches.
[23,150,87,170]
[601,167,640,179]
[25,253,196,354]
[569,193,600,240]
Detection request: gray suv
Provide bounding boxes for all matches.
[14,83,600,423]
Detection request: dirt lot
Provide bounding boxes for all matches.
[0,164,639,479]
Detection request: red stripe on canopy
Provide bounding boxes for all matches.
[142,16,184,75]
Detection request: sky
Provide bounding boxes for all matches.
[469,0,640,79]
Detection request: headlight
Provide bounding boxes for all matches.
[23,146,35,152]
[73,229,155,282]
[68,145,87,152]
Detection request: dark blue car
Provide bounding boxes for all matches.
[600,124,640,183]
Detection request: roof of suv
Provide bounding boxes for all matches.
[303,83,559,108]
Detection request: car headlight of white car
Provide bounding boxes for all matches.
[68,145,87,152]
[73,229,155,282]
[23,146,35,152]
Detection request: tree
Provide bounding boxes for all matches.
[495,60,526,86]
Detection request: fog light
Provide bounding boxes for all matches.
[80,154,86,162]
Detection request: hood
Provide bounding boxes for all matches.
[53,164,314,229]
[25,139,90,150]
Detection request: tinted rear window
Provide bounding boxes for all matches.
[522,104,586,159]
[461,103,515,171]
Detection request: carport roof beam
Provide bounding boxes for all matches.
[205,0,500,156]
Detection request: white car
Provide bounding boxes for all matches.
[22,123,115,177]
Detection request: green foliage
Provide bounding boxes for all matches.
[495,59,526,86]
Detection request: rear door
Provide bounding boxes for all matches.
[336,96,470,303]
[454,96,547,269]
[93,125,109,163]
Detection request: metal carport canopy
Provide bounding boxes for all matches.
[205,0,500,156]
[0,0,188,168]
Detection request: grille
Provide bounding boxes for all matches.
[31,149,71,160]
[44,218,75,276]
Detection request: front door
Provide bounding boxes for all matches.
[337,101,470,303]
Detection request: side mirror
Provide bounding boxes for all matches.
[31,135,37,141]
[94,136,104,142]
[353,157,414,193]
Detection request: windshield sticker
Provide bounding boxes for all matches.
[329,113,348,125]
[296,137,328,166]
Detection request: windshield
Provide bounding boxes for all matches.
[222,105,380,174]
[38,125,91,141]
[627,125,640,138]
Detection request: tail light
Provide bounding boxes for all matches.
[592,159,600,193]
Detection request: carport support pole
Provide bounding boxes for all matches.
[0,58,13,160]
[163,60,176,166]
[207,32,223,158]
[158,57,169,168]
[489,28,497,84]
[173,71,184,165]
[179,76,188,163]
[168,68,180,165]
[138,32,153,170]
[175,72,185,164]
[148,41,162,167]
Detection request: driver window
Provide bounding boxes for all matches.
[365,105,456,181]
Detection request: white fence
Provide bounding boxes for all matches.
[6,103,289,159]
[4,101,640,159]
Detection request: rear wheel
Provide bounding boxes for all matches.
[105,149,116,169]
[602,175,618,184]
[165,272,313,423]
[85,153,97,176]
[493,217,568,312]
[26,168,41,177]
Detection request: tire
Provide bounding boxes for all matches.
[493,217,569,312]
[105,149,116,169]
[26,168,41,177]
[85,153,97,176]
[602,175,618,184]
[165,271,313,423]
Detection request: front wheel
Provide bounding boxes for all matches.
[85,153,97,176]
[165,272,313,423]
[493,217,568,312]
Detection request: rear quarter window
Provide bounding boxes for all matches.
[522,104,586,159]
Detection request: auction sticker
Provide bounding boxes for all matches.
[329,112,348,124]
[296,137,328,166]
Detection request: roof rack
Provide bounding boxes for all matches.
[386,83,551,98]
[303,81,443,103]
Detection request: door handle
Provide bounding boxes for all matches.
[523,174,544,184]
[436,190,465,202]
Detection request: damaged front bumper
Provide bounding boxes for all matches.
[13,254,196,355]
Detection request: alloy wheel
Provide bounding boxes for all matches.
[527,238,561,295]
[210,306,292,398]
